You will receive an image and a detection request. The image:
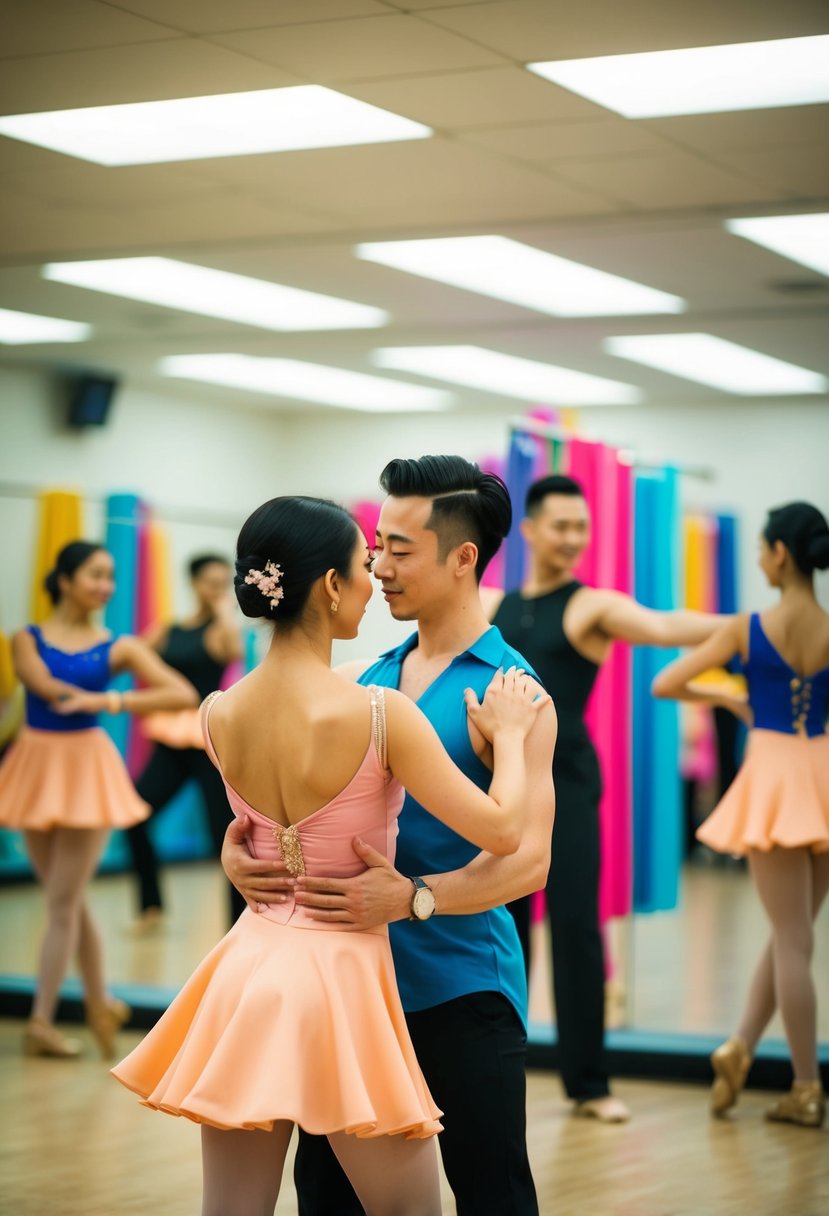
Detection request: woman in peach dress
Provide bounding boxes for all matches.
[113,496,548,1216]
[0,541,197,1059]
[654,501,829,1129]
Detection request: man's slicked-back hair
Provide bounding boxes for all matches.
[379,454,512,582]
[525,473,585,517]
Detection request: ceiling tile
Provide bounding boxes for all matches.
[643,105,829,153]
[554,150,787,210]
[424,0,829,63]
[208,13,506,80]
[0,39,301,115]
[344,67,605,127]
[0,0,182,58]
[104,1,389,34]
[458,117,675,162]
[710,142,829,198]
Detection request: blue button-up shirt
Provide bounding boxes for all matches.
[359,625,534,1025]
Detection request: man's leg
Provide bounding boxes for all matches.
[189,749,247,925]
[294,1129,364,1216]
[406,993,538,1216]
[546,778,610,1104]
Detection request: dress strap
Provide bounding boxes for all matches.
[368,685,388,770]
[200,690,223,768]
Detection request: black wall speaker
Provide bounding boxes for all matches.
[67,375,119,428]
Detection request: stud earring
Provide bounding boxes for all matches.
[330,601,338,614]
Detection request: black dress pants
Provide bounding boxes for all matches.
[293,991,538,1216]
[509,743,610,1102]
[126,744,246,925]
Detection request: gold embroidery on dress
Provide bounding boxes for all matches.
[274,823,306,876]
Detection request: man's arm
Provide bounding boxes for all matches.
[575,588,725,649]
[293,702,556,927]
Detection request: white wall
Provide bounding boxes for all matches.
[0,366,290,632]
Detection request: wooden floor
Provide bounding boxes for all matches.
[1,1018,826,1216]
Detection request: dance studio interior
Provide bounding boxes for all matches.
[1,3,827,1214]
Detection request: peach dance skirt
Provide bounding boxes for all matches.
[697,729,829,856]
[141,708,204,750]
[112,909,443,1139]
[0,726,149,830]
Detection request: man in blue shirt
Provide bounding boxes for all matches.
[223,455,556,1215]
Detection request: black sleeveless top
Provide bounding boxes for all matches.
[159,621,226,701]
[493,582,599,746]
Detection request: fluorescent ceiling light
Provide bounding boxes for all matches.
[372,346,642,405]
[160,354,453,413]
[0,85,431,166]
[43,258,388,331]
[356,236,684,316]
[528,35,829,117]
[603,333,827,395]
[725,213,829,277]
[0,306,91,344]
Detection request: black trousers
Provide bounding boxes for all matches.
[293,991,538,1216]
[126,744,246,925]
[509,744,609,1103]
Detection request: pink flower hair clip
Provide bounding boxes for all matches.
[244,561,285,610]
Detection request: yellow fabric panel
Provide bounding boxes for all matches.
[684,515,706,611]
[31,491,84,623]
[147,521,173,623]
[0,630,14,698]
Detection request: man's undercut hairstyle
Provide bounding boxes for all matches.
[379,455,512,582]
[525,474,585,517]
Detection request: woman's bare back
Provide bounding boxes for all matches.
[206,666,375,827]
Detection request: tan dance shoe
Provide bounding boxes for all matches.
[573,1095,631,1123]
[710,1036,751,1116]
[765,1081,825,1128]
[85,997,131,1059]
[23,1016,82,1059]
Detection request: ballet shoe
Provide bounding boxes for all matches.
[765,1081,825,1129]
[127,907,165,937]
[23,1016,82,1059]
[709,1035,751,1116]
[573,1095,631,1123]
[85,997,131,1059]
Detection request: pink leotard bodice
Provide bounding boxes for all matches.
[202,688,404,930]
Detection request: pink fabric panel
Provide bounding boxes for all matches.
[566,440,633,923]
[352,500,381,548]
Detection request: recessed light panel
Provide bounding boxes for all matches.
[0,86,432,166]
[356,236,684,317]
[725,213,829,278]
[0,306,91,344]
[528,35,829,117]
[160,354,453,413]
[372,346,642,405]
[43,258,388,331]
[603,333,827,394]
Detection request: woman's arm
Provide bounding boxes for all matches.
[110,636,199,713]
[11,630,77,704]
[651,616,751,720]
[385,671,549,856]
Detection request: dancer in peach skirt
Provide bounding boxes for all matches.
[0,541,197,1060]
[113,496,548,1216]
[654,501,829,1129]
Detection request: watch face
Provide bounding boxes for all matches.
[412,886,436,920]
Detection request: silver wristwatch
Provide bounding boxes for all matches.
[409,876,436,922]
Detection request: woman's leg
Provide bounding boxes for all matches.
[201,1122,293,1216]
[748,847,822,1082]
[327,1131,441,1216]
[737,849,829,1052]
[24,828,109,1021]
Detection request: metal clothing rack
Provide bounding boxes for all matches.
[508,416,715,482]
[0,481,242,529]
